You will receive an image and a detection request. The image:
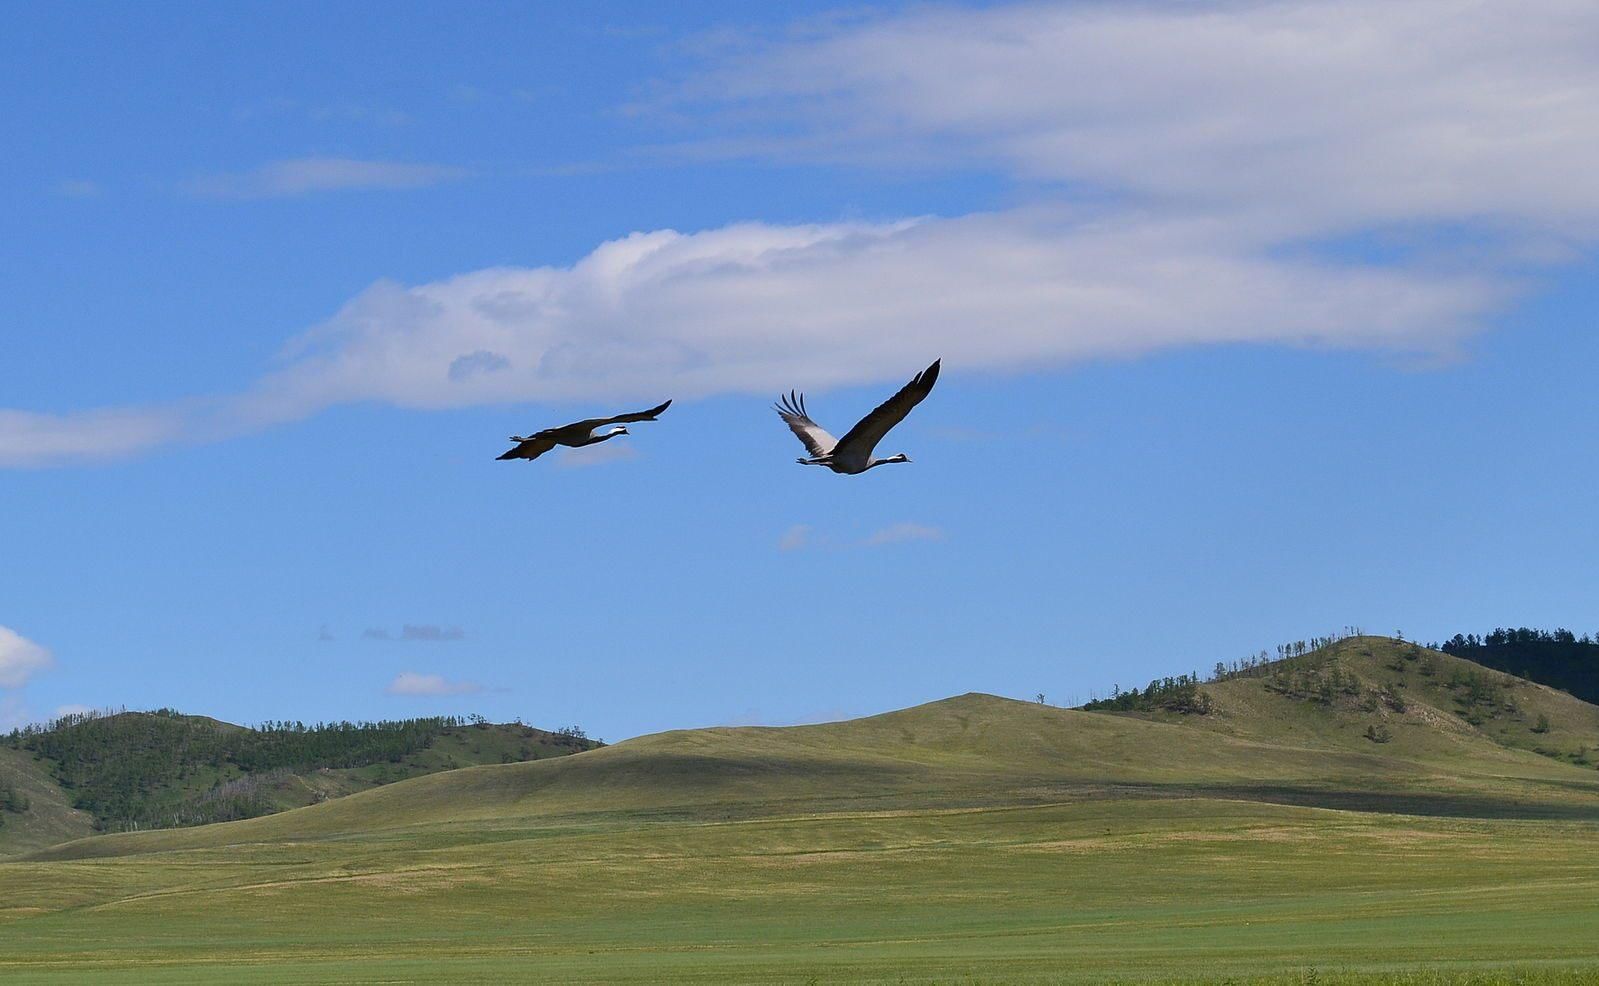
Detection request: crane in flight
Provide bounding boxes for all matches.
[496,400,672,462]
[774,359,940,475]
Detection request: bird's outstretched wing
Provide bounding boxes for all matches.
[833,359,941,459]
[604,399,673,425]
[774,391,837,457]
[497,436,557,461]
[509,400,674,447]
[534,400,674,439]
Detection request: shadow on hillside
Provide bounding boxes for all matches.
[1186,783,1599,820]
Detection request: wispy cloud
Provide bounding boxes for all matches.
[0,207,1490,469]
[7,1,1599,468]
[0,625,53,689]
[778,524,813,551]
[186,157,466,199]
[0,407,185,468]
[385,672,481,696]
[363,624,465,642]
[865,522,944,546]
[780,521,942,548]
[401,624,465,642]
[678,0,1599,239]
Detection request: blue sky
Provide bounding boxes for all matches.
[4,1,1599,739]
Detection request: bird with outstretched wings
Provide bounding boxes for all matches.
[497,400,672,461]
[774,360,940,474]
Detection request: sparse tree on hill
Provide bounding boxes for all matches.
[0,776,27,814]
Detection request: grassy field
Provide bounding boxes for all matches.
[2,639,1598,983]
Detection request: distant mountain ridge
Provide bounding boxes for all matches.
[0,710,600,855]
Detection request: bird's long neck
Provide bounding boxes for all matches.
[866,455,907,469]
[579,429,624,447]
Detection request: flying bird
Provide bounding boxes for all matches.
[497,400,672,462]
[774,359,941,474]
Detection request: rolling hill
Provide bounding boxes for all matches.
[0,711,600,856]
[3,637,1598,983]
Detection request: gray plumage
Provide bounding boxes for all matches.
[774,359,940,474]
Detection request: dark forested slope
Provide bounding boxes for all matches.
[1436,627,1599,705]
[2,709,600,839]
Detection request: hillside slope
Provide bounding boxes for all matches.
[1116,637,1599,770]
[0,747,94,856]
[29,645,1599,862]
[0,712,598,855]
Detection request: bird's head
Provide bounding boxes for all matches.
[509,436,527,443]
[886,453,911,464]
[609,426,630,436]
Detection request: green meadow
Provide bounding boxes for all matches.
[3,639,1598,983]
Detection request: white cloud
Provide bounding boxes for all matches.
[186,157,466,198]
[222,208,1502,412]
[385,672,481,696]
[865,522,945,546]
[0,407,185,468]
[447,350,512,382]
[778,524,813,551]
[0,210,1502,466]
[0,626,53,689]
[7,0,1596,468]
[688,0,1599,238]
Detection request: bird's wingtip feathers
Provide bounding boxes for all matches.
[776,391,810,420]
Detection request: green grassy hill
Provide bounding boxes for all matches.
[3,638,1599,983]
[0,747,95,856]
[1114,636,1599,773]
[0,711,599,855]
